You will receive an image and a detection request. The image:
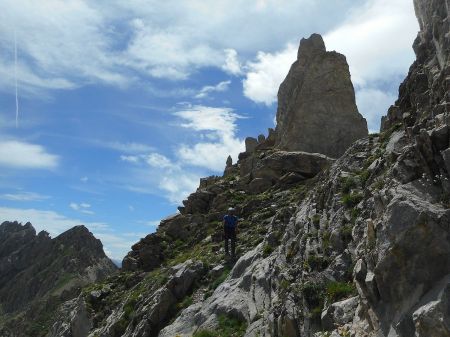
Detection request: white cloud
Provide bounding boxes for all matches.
[174,105,245,171]
[195,80,231,99]
[355,87,397,133]
[0,206,104,235]
[0,191,50,201]
[122,18,222,80]
[120,155,140,163]
[144,153,175,169]
[97,141,154,154]
[139,220,160,228]
[119,105,245,203]
[80,176,89,183]
[242,43,296,105]
[323,0,417,87]
[0,140,59,169]
[70,202,94,215]
[120,153,176,170]
[222,49,242,75]
[0,0,375,94]
[0,0,128,95]
[159,173,201,204]
[93,232,140,261]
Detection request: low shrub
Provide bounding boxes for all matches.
[341,176,357,194]
[262,244,274,257]
[342,192,363,208]
[326,281,357,303]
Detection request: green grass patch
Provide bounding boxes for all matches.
[306,255,329,271]
[176,295,193,310]
[326,281,357,303]
[262,244,274,257]
[311,214,321,226]
[342,192,363,208]
[192,314,247,337]
[193,330,217,337]
[210,267,231,290]
[358,169,370,186]
[340,176,357,194]
[341,224,353,243]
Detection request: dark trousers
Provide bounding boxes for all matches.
[224,227,236,257]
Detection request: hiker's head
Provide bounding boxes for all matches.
[228,207,235,215]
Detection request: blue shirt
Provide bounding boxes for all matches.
[223,215,238,229]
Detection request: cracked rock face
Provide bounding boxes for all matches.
[275,33,368,158]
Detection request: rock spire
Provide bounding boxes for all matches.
[275,33,368,158]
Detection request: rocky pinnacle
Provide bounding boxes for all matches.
[275,33,368,158]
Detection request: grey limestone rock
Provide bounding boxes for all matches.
[275,33,368,158]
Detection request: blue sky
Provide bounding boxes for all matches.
[0,0,418,260]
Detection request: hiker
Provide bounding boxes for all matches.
[223,207,238,259]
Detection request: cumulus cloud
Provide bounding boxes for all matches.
[222,49,242,75]
[0,140,59,169]
[118,156,200,204]
[118,105,245,203]
[159,173,202,204]
[195,80,231,99]
[355,87,398,133]
[324,0,418,87]
[243,43,296,105]
[174,105,245,171]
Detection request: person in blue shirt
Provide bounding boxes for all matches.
[223,207,238,259]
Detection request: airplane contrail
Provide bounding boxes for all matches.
[14,31,19,128]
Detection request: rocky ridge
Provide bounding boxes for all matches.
[0,222,117,337]
[46,0,449,336]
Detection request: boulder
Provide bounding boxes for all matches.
[248,178,272,194]
[167,260,205,300]
[274,33,368,158]
[412,277,450,337]
[122,233,165,272]
[430,125,449,151]
[252,151,332,181]
[321,296,359,331]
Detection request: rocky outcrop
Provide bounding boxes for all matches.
[0,222,116,336]
[50,259,205,337]
[381,0,449,131]
[275,33,368,158]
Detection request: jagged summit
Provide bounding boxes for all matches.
[275,33,368,158]
[0,221,116,336]
[297,33,326,58]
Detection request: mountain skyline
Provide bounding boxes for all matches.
[0,0,419,260]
